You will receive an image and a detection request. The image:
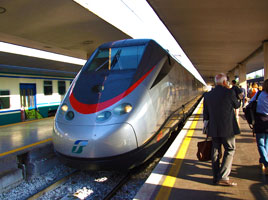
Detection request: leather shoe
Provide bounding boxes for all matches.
[217,179,237,186]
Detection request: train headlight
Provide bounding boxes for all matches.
[113,103,132,115]
[61,104,68,112]
[96,111,112,122]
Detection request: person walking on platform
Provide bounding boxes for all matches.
[231,80,242,120]
[239,85,246,108]
[249,79,268,174]
[203,73,241,186]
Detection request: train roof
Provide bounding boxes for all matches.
[98,39,160,49]
[0,64,76,79]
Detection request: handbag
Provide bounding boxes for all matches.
[196,137,212,161]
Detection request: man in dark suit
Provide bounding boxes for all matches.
[203,73,241,186]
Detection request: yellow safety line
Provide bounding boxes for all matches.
[155,105,203,200]
[0,138,52,157]
[0,116,54,128]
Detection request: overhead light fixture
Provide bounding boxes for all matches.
[0,42,87,66]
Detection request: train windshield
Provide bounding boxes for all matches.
[84,45,146,71]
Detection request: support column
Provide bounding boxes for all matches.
[264,40,268,80]
[228,70,235,83]
[238,63,247,88]
[234,67,239,79]
[238,63,247,99]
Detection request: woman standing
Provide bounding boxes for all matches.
[250,79,268,174]
[249,82,259,98]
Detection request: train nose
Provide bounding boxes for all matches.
[53,121,138,158]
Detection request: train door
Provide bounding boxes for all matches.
[20,83,38,120]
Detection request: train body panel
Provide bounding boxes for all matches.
[125,86,156,147]
[53,39,204,170]
[53,122,137,158]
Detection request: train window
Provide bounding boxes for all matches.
[84,45,145,72]
[44,81,53,95]
[0,90,10,109]
[150,57,173,88]
[58,81,66,95]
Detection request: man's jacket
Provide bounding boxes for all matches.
[203,85,241,137]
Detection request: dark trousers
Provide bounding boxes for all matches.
[211,136,236,182]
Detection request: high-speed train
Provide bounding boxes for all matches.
[53,39,204,170]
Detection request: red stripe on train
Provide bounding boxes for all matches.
[69,66,155,114]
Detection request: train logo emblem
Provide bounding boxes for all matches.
[72,140,89,154]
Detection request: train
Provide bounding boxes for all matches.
[247,76,264,87]
[52,39,204,170]
[0,65,74,126]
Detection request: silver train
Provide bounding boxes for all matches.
[52,39,204,170]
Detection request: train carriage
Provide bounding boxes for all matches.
[0,70,73,126]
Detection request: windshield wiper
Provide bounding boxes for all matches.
[111,49,122,69]
[95,59,109,71]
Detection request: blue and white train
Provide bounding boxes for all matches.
[0,67,74,126]
[53,39,204,170]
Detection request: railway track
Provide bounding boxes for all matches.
[25,169,132,200]
[102,171,132,200]
[27,170,79,200]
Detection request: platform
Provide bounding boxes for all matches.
[135,100,268,200]
[0,117,53,157]
[0,117,56,191]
